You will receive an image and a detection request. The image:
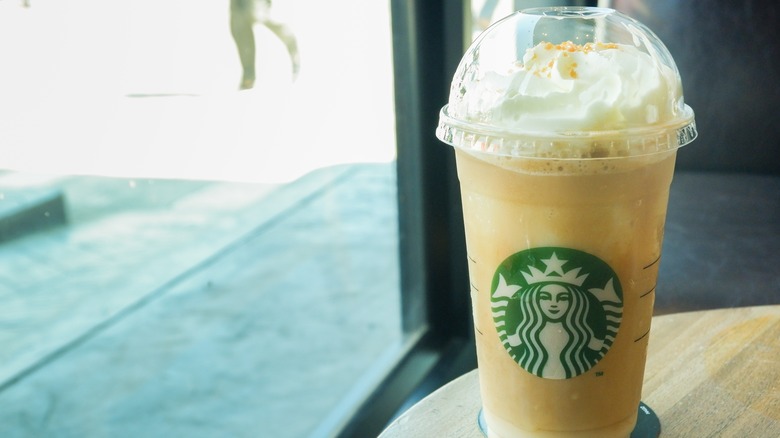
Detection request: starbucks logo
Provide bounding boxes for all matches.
[491,247,622,379]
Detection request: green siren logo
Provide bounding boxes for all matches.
[491,247,622,379]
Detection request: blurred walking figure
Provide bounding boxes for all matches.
[230,0,300,90]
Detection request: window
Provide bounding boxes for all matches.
[0,1,406,437]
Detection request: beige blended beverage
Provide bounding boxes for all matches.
[436,8,697,438]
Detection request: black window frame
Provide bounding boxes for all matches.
[335,1,476,437]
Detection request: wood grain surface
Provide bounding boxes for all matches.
[380,305,780,438]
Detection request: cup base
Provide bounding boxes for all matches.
[477,402,660,438]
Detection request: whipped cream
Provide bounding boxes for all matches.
[457,41,682,133]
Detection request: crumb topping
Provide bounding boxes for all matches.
[530,41,619,79]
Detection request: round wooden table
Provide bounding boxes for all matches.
[380,305,780,437]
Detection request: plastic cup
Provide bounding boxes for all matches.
[436,7,696,438]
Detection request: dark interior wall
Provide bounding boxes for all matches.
[613,0,780,174]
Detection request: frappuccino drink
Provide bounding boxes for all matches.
[436,8,696,438]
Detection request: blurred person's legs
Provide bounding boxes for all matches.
[230,0,300,90]
[261,19,300,80]
[230,0,257,89]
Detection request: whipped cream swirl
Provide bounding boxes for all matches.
[456,41,683,133]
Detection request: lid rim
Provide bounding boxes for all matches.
[436,105,698,160]
[438,105,696,142]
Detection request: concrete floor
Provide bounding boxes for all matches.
[0,163,402,438]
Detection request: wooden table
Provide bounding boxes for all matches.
[380,305,780,437]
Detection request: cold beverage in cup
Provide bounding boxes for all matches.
[436,8,696,438]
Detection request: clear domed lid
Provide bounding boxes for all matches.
[436,7,696,159]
